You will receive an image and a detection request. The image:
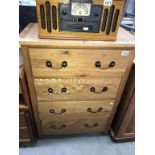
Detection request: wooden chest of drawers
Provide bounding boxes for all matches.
[19,65,37,144]
[19,23,135,137]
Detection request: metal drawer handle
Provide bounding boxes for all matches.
[84,123,99,128]
[49,108,66,114]
[95,61,115,69]
[90,87,108,94]
[48,87,67,94]
[51,124,66,130]
[46,60,67,70]
[87,107,103,113]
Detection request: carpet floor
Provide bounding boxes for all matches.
[19,134,135,155]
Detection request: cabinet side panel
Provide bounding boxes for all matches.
[21,47,42,137]
[105,50,135,134]
[112,64,135,134]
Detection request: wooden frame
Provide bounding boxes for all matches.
[21,49,42,136]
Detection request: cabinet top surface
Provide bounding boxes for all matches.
[19,23,135,48]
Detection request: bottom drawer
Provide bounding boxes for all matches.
[19,110,36,143]
[41,117,108,135]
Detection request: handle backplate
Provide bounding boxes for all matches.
[49,109,66,114]
[48,87,67,94]
[87,107,103,113]
[46,60,67,70]
[90,87,108,94]
[95,61,115,69]
[84,123,99,128]
[51,124,66,130]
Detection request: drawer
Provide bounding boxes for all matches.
[34,78,121,101]
[29,48,133,77]
[38,100,114,119]
[41,117,108,135]
[19,112,27,127]
[19,127,30,140]
[19,110,36,143]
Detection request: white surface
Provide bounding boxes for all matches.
[104,0,113,6]
[19,0,36,6]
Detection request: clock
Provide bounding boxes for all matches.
[71,2,91,16]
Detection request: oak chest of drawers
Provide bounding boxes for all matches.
[19,23,135,138]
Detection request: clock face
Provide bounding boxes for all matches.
[71,2,91,16]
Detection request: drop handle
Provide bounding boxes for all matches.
[48,87,67,94]
[95,61,115,69]
[84,123,99,128]
[51,124,66,130]
[90,87,108,94]
[49,109,66,115]
[87,107,103,113]
[46,60,67,70]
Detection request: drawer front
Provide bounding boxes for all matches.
[38,100,114,119]
[34,78,121,101]
[19,128,30,139]
[41,117,108,135]
[19,112,27,127]
[29,48,133,77]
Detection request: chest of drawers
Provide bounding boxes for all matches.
[19,65,37,145]
[20,23,135,137]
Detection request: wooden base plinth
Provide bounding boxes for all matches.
[110,128,135,142]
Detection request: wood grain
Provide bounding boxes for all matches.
[112,64,135,134]
[104,52,135,134]
[38,100,115,119]
[117,92,135,137]
[19,112,27,127]
[34,78,121,101]
[36,0,124,40]
[19,24,135,49]
[19,63,37,143]
[110,64,135,141]
[41,116,108,135]
[29,48,133,77]
[19,23,135,137]
[21,47,42,137]
[19,127,30,139]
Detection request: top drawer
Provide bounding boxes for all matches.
[29,48,134,77]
